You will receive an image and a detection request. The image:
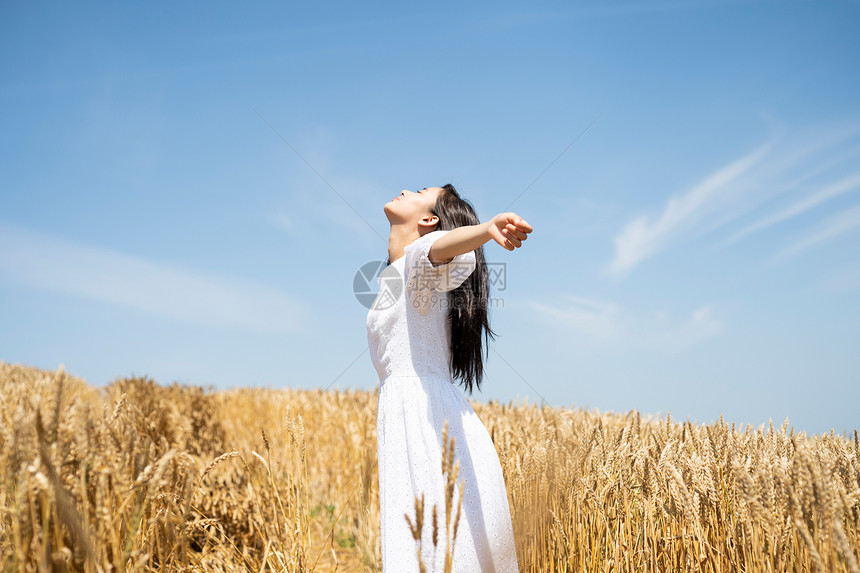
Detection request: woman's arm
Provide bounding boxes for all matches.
[428,212,533,265]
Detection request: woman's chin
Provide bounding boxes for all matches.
[383,203,397,221]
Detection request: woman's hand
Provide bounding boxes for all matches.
[488,212,533,251]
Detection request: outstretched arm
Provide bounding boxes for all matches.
[428,212,533,266]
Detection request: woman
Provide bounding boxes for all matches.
[366,184,532,571]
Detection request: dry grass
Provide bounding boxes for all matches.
[1,361,858,572]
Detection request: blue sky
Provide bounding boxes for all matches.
[2,1,858,436]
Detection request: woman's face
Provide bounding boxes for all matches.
[384,186,444,224]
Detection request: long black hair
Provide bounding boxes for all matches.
[386,184,496,393]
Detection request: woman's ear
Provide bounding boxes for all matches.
[418,214,440,229]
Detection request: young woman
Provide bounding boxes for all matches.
[366,184,532,572]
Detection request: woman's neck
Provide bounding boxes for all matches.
[387,225,418,263]
[388,223,437,263]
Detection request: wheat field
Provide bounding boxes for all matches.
[1,361,858,572]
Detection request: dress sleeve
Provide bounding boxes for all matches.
[403,229,477,297]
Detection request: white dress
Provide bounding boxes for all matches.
[366,229,519,573]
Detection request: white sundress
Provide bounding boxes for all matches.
[366,229,519,573]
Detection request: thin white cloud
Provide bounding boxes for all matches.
[725,172,860,245]
[525,295,723,354]
[765,203,860,266]
[695,127,860,240]
[585,0,762,17]
[526,295,623,339]
[815,257,860,293]
[0,224,308,332]
[267,212,300,235]
[608,121,860,277]
[644,304,724,354]
[609,144,770,276]
[268,166,389,244]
